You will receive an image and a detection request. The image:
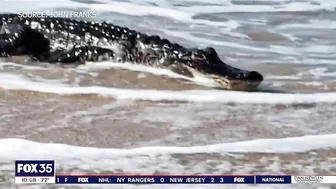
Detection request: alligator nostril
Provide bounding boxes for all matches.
[247,71,263,81]
[204,47,220,62]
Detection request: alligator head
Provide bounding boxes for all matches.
[169,47,263,91]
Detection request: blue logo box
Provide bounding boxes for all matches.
[15,160,55,177]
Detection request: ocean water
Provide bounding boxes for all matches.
[0,0,336,188]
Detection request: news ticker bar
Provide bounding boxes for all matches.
[15,175,336,184]
[14,160,336,184]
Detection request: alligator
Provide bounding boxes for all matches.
[0,13,263,91]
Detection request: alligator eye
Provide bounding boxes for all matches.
[151,35,160,41]
[128,29,136,36]
[193,49,203,57]
[150,38,160,45]
[139,34,150,44]
[121,34,128,39]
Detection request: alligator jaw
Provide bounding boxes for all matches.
[214,77,262,91]
[184,65,263,91]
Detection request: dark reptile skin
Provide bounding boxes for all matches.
[0,13,263,82]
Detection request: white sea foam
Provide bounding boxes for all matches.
[162,29,272,52]
[0,60,218,86]
[277,20,336,30]
[0,0,237,27]
[269,45,336,56]
[268,58,336,65]
[266,68,336,80]
[0,62,50,70]
[95,0,336,15]
[78,62,218,87]
[302,68,336,77]
[2,0,336,25]
[299,81,325,86]
[163,29,335,56]
[0,134,335,161]
[265,75,302,80]
[1,73,336,104]
[0,137,334,186]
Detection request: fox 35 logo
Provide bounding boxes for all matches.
[15,160,55,177]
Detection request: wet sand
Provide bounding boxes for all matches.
[0,89,335,177]
[0,88,329,148]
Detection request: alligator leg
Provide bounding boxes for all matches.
[0,24,26,57]
[0,23,117,64]
[0,23,50,59]
[0,33,15,57]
